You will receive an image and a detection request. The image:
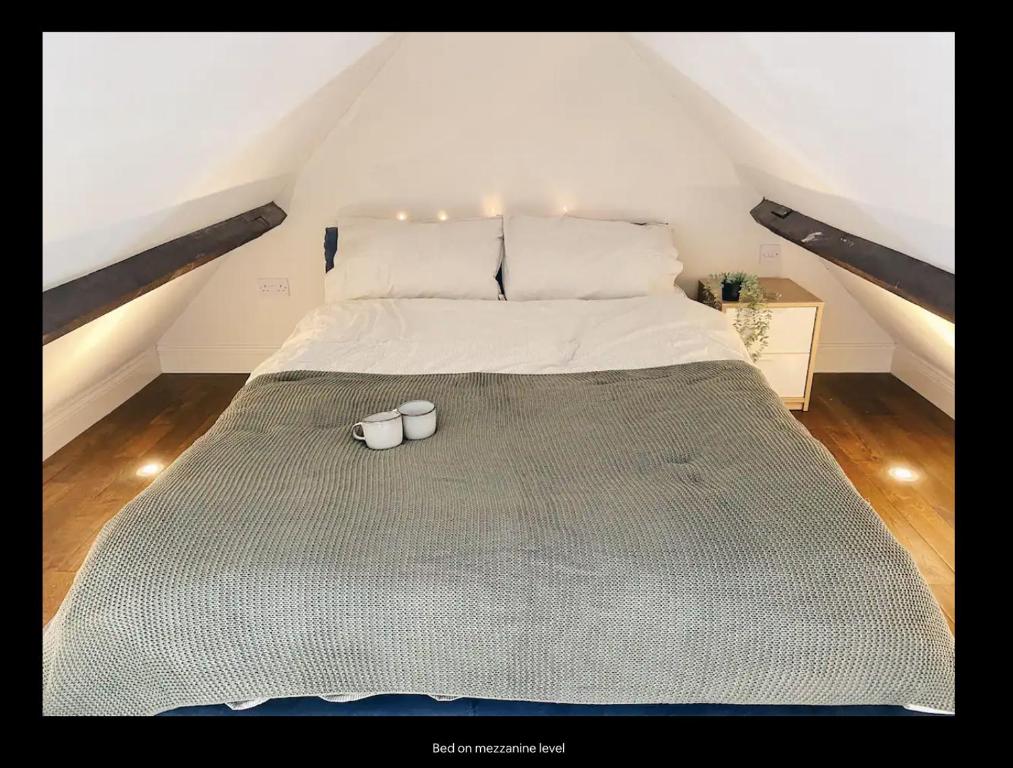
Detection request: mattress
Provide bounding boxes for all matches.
[43,297,954,715]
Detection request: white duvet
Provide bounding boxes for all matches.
[250,294,751,381]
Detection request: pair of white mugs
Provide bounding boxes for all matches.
[351,399,437,450]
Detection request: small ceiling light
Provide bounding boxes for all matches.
[396,211,408,221]
[137,462,164,478]
[437,211,448,221]
[888,466,918,482]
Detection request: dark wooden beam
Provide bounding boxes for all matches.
[750,198,954,322]
[43,202,287,345]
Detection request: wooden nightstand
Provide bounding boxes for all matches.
[698,277,824,411]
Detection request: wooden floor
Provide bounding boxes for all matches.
[795,374,955,630]
[43,374,247,626]
[42,372,955,630]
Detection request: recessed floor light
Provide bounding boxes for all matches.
[888,466,918,482]
[136,462,164,478]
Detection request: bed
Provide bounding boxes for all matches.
[42,293,954,716]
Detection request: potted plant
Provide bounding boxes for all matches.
[704,272,773,362]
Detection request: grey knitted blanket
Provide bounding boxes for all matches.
[43,362,954,715]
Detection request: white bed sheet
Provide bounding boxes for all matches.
[249,294,751,381]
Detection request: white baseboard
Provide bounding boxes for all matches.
[43,347,161,460]
[158,345,278,373]
[891,346,955,418]
[815,342,895,373]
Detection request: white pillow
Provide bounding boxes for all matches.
[502,215,683,300]
[325,216,503,302]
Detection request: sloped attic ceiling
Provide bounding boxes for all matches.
[631,32,955,411]
[42,32,402,457]
[44,31,955,461]
[44,32,399,287]
[159,30,895,370]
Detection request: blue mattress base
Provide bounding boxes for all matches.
[161,694,937,716]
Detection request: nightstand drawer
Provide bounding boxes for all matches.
[727,306,816,354]
[755,354,810,399]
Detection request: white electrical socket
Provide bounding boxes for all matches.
[257,277,290,296]
[759,244,781,262]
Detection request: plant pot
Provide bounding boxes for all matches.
[721,282,742,302]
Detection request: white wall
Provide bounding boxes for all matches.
[42,261,222,457]
[830,265,955,415]
[160,32,894,370]
[42,33,401,458]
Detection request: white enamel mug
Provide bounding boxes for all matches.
[352,410,403,450]
[398,400,437,440]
